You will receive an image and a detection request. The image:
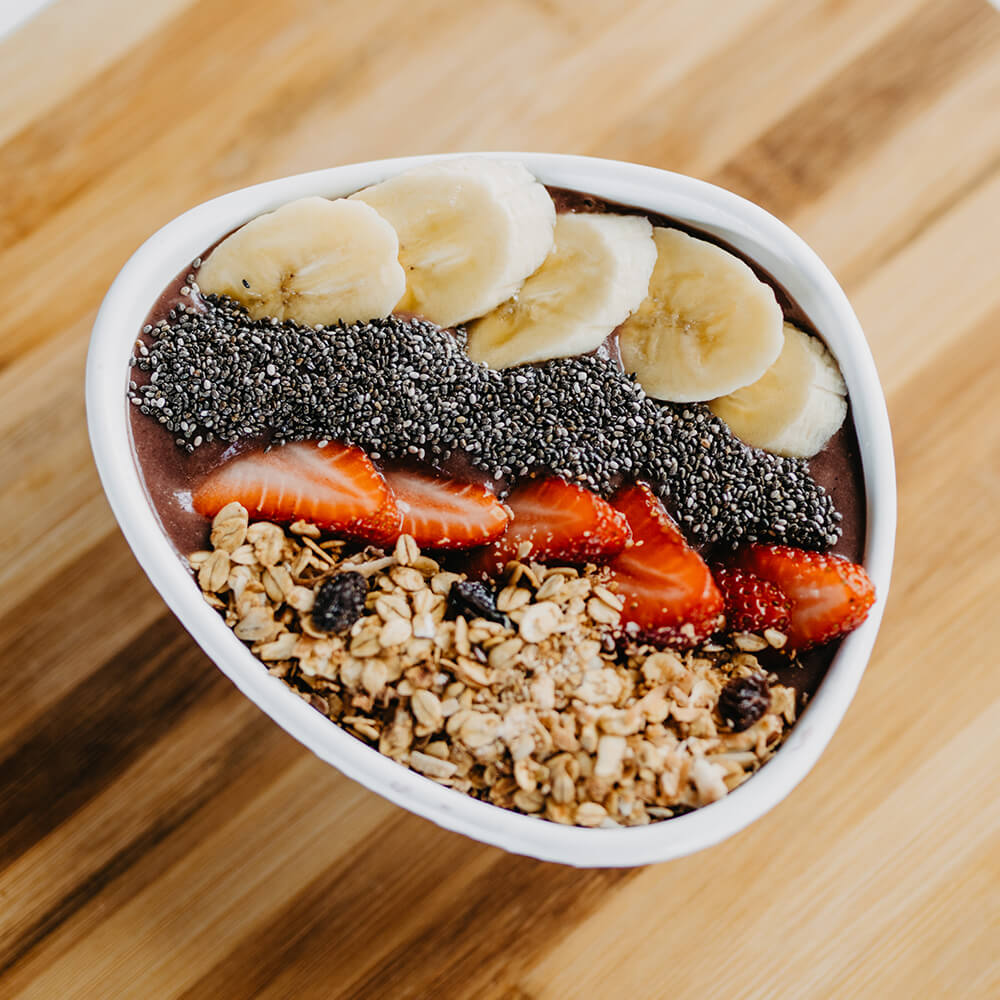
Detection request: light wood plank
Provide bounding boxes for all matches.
[0,0,198,147]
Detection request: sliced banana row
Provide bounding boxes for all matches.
[196,158,846,458]
[709,322,847,458]
[198,158,555,330]
[196,197,406,326]
[618,227,784,403]
[615,228,846,457]
[350,158,556,328]
[466,213,657,368]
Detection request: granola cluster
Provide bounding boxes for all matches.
[190,502,797,828]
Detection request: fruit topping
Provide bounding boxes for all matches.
[710,322,847,458]
[617,227,784,402]
[381,466,511,550]
[467,477,631,578]
[717,674,771,732]
[606,483,723,648]
[351,158,556,328]
[714,566,791,634]
[311,571,369,633]
[448,579,509,627]
[735,544,875,650]
[466,212,656,369]
[133,302,842,550]
[191,441,401,545]
[196,197,405,326]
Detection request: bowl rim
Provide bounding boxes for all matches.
[86,152,896,867]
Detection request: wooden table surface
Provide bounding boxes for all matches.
[2,0,999,996]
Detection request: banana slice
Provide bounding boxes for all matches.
[709,323,847,458]
[350,158,555,328]
[617,227,784,402]
[196,196,405,326]
[465,213,656,369]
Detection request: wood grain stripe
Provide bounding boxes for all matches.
[0,0,199,148]
[7,775,397,997]
[183,820,631,1000]
[345,855,630,1000]
[177,816,499,1000]
[0,0,336,248]
[0,323,123,613]
[0,685,280,975]
[0,616,213,869]
[852,168,1000,386]
[593,0,927,176]
[792,50,1000,288]
[0,535,164,745]
[712,0,1000,220]
[0,688,309,994]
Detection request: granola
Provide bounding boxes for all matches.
[191,503,797,828]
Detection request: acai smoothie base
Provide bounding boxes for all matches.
[127,159,873,829]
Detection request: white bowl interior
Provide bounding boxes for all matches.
[87,154,895,867]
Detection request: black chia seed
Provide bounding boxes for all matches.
[129,296,842,550]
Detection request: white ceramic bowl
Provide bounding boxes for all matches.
[87,153,895,867]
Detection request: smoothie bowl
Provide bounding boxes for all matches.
[86,153,895,867]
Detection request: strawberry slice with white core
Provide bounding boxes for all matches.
[467,477,631,577]
[192,441,401,545]
[380,466,511,550]
[735,544,875,650]
[607,483,723,648]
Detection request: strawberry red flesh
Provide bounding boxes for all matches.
[607,484,723,648]
[192,441,401,545]
[380,466,510,550]
[714,567,791,634]
[467,477,630,577]
[735,544,875,650]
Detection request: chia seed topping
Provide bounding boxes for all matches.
[129,295,842,549]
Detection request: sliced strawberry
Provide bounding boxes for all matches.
[714,567,791,634]
[467,477,630,577]
[192,441,401,545]
[607,483,723,649]
[735,544,875,650]
[380,466,511,550]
